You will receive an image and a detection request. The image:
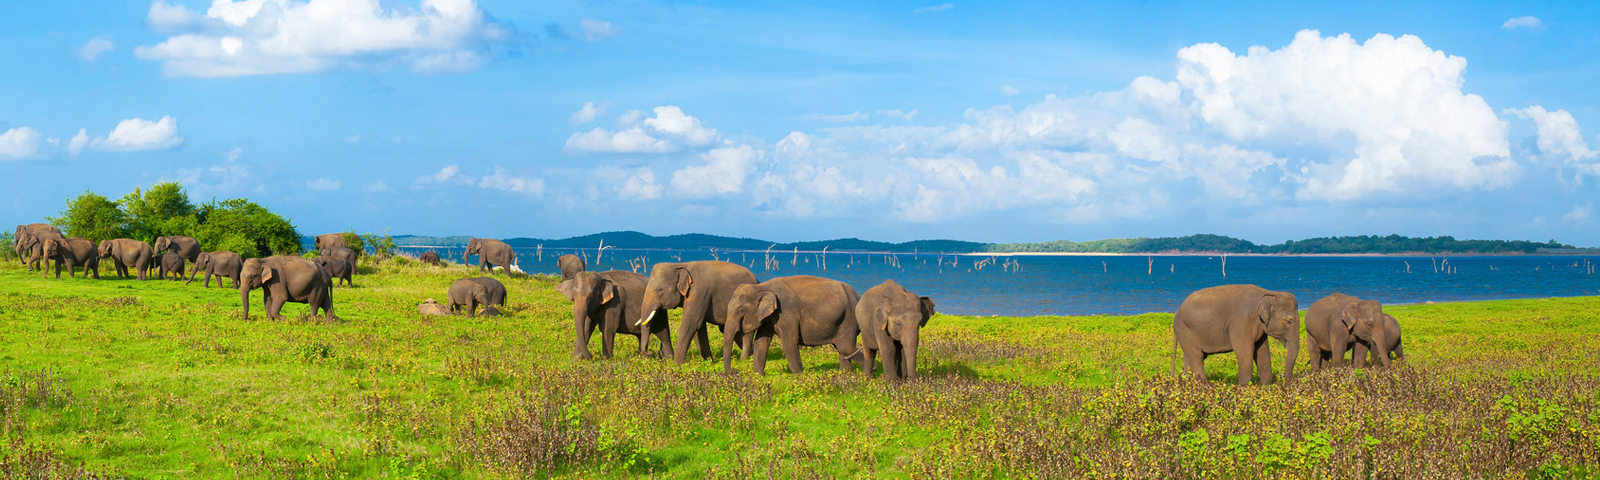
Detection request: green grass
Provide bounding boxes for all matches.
[1,258,1598,478]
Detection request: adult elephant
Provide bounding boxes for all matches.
[559,270,672,360]
[1359,314,1405,367]
[857,280,936,381]
[188,251,243,288]
[42,237,99,279]
[239,256,335,321]
[637,261,758,364]
[19,228,64,272]
[1306,293,1394,369]
[722,275,862,375]
[558,254,586,281]
[314,233,347,251]
[99,238,155,280]
[448,277,508,317]
[464,238,517,274]
[154,235,201,280]
[1173,284,1300,386]
[15,223,61,269]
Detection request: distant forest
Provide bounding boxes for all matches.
[383,231,1579,255]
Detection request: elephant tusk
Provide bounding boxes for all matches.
[636,309,657,326]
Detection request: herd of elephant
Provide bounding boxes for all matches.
[17,223,1399,383]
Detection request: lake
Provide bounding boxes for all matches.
[402,247,1600,316]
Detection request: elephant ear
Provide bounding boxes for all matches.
[756,291,779,321]
[260,264,275,283]
[1339,304,1357,331]
[919,296,936,327]
[1256,294,1275,325]
[556,278,578,302]
[674,267,692,296]
[600,280,618,305]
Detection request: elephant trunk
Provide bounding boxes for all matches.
[239,285,252,321]
[1282,332,1299,383]
[637,290,662,327]
[573,300,591,358]
[722,317,739,373]
[902,331,920,380]
[1371,328,1391,368]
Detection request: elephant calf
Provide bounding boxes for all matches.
[189,251,243,288]
[559,270,673,360]
[1305,293,1396,369]
[42,237,99,280]
[158,252,186,281]
[857,280,935,381]
[1357,313,1404,367]
[419,251,441,266]
[314,257,355,287]
[448,277,508,318]
[723,275,863,375]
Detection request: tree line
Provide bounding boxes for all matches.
[45,182,302,259]
[987,234,1573,254]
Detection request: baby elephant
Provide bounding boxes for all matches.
[857,280,936,381]
[314,257,355,287]
[189,251,243,288]
[448,277,508,317]
[419,251,441,266]
[559,270,673,360]
[1305,293,1396,369]
[1360,313,1405,366]
[158,252,186,281]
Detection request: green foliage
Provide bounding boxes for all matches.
[191,198,302,258]
[46,191,129,242]
[0,232,12,261]
[340,230,366,256]
[118,182,197,243]
[361,229,397,260]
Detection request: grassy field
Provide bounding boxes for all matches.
[1,257,1598,479]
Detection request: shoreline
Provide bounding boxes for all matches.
[393,245,1596,258]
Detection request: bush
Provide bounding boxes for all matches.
[191,199,302,259]
[46,191,129,242]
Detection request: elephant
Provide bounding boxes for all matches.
[448,277,508,317]
[464,238,517,274]
[239,256,335,321]
[153,235,201,280]
[419,251,441,266]
[98,238,155,280]
[321,247,358,267]
[857,280,935,381]
[314,233,347,251]
[20,229,64,272]
[1305,293,1394,369]
[637,261,759,364]
[558,270,673,360]
[157,252,186,281]
[1358,314,1405,366]
[558,254,586,281]
[722,275,862,375]
[1172,284,1301,386]
[188,251,243,288]
[313,257,355,287]
[41,237,98,279]
[15,223,62,270]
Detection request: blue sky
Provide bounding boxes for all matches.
[3,1,1598,245]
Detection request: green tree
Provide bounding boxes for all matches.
[47,191,130,242]
[120,181,197,243]
[191,198,302,259]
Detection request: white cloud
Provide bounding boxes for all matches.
[87,116,183,151]
[77,36,115,61]
[564,106,719,154]
[68,129,89,156]
[134,0,507,77]
[569,101,608,126]
[1502,16,1542,29]
[1507,106,1594,163]
[800,111,869,123]
[912,3,953,14]
[479,167,546,196]
[306,178,341,190]
[361,180,390,192]
[999,85,1020,96]
[0,127,43,160]
[416,165,469,186]
[579,19,618,42]
[671,145,762,196]
[1565,202,1592,223]
[877,109,919,121]
[597,167,663,200]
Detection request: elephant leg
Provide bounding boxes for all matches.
[1352,343,1370,369]
[672,300,709,364]
[863,347,877,379]
[652,325,674,359]
[881,339,901,382]
[752,335,773,375]
[601,308,620,359]
[1393,342,1404,361]
[696,325,714,360]
[1255,337,1275,385]
[1330,335,1348,368]
[1233,346,1255,386]
[573,311,593,360]
[1182,348,1206,383]
[780,330,804,374]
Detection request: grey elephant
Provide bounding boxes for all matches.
[154,235,200,280]
[638,261,759,364]
[189,251,243,288]
[313,233,347,251]
[239,256,335,321]
[99,238,155,280]
[1358,314,1405,366]
[321,247,358,267]
[464,238,517,274]
[313,257,354,287]
[1305,293,1394,369]
[157,252,186,281]
[558,254,586,281]
[857,280,935,381]
[722,275,862,375]
[15,223,62,270]
[448,277,508,317]
[42,237,99,279]
[559,270,673,360]
[1173,284,1301,386]
[419,251,441,266]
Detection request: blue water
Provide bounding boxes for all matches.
[405,247,1600,316]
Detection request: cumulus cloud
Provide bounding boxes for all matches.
[565,106,718,154]
[1502,16,1541,29]
[569,101,608,126]
[414,165,544,196]
[1564,203,1592,223]
[87,116,183,151]
[671,145,762,196]
[306,178,341,190]
[134,0,508,77]
[579,19,618,41]
[0,127,43,160]
[800,111,869,123]
[597,166,663,200]
[1507,106,1594,163]
[912,3,953,14]
[877,109,919,121]
[999,85,1019,96]
[77,36,114,61]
